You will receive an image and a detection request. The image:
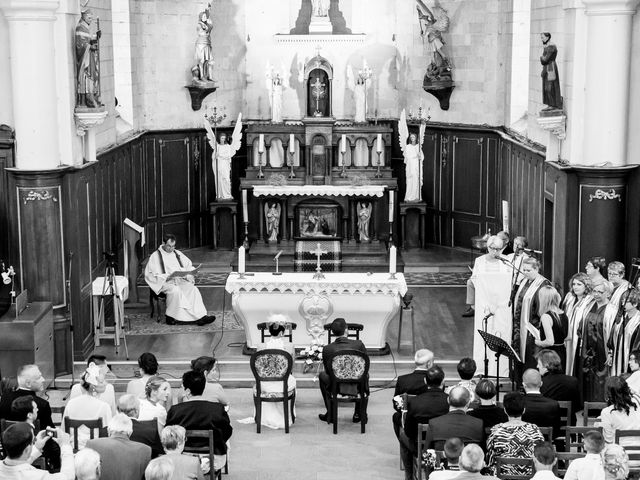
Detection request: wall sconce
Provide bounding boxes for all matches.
[392,33,396,42]
[247,34,250,42]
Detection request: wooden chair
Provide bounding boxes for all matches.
[399,393,417,471]
[615,430,640,475]
[326,349,370,434]
[564,426,603,452]
[250,349,295,434]
[63,417,107,453]
[494,456,535,480]
[538,426,553,442]
[184,429,223,480]
[149,290,166,323]
[556,452,587,477]
[413,423,429,480]
[557,400,572,435]
[583,401,607,426]
[256,322,297,343]
[324,322,364,342]
[50,406,65,427]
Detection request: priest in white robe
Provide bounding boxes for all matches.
[144,234,213,325]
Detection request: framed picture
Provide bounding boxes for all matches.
[295,204,341,239]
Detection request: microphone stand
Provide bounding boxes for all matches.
[482,312,494,377]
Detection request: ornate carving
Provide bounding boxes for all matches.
[23,190,58,204]
[588,188,622,203]
[267,173,288,186]
[536,114,566,140]
[298,293,333,343]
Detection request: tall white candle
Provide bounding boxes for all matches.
[376,133,383,153]
[258,134,265,153]
[341,134,347,153]
[388,190,394,222]
[389,245,397,274]
[289,134,295,153]
[238,246,245,273]
[242,190,248,221]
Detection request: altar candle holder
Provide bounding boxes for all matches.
[288,151,296,178]
[374,151,382,178]
[340,152,347,178]
[242,221,250,252]
[257,152,265,179]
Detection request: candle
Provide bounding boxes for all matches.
[376,133,383,153]
[258,134,265,153]
[242,190,248,221]
[238,246,245,273]
[389,245,397,274]
[289,134,295,153]
[341,134,347,153]
[388,190,394,222]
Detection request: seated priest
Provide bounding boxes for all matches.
[144,234,215,326]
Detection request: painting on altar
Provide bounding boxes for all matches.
[296,204,340,239]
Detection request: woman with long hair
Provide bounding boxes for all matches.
[138,375,172,431]
[563,272,595,375]
[535,285,568,369]
[599,377,640,444]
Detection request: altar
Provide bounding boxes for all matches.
[224,272,407,352]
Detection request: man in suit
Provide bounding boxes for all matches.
[398,365,450,479]
[393,349,434,404]
[521,368,561,438]
[166,370,232,472]
[537,349,579,425]
[117,394,163,458]
[85,413,152,480]
[318,317,369,424]
[425,386,484,450]
[0,364,54,429]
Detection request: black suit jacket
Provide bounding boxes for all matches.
[131,418,163,458]
[393,370,430,410]
[322,336,367,371]
[541,372,580,425]
[403,387,449,443]
[426,410,484,450]
[522,392,561,438]
[166,400,232,455]
[0,388,54,429]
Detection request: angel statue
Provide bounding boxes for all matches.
[346,64,367,123]
[191,3,215,84]
[265,202,281,242]
[399,109,425,202]
[357,202,372,242]
[265,63,288,123]
[417,0,452,81]
[203,112,243,200]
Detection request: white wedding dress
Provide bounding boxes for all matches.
[256,337,297,429]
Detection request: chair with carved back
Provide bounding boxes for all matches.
[326,349,370,434]
[183,429,224,480]
[63,417,107,453]
[250,349,295,434]
[494,456,535,480]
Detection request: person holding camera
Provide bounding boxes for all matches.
[0,423,74,479]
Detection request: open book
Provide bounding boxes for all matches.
[167,264,202,279]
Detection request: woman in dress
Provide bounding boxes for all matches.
[534,285,569,369]
[486,392,544,475]
[598,376,640,444]
[586,256,607,286]
[255,315,296,430]
[186,356,227,405]
[467,379,507,431]
[563,272,595,375]
[138,376,172,431]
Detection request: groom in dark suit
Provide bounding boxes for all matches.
[318,318,369,424]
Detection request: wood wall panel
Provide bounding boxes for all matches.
[452,136,483,216]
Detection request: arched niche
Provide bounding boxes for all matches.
[304,54,333,117]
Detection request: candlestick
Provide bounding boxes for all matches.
[257,152,265,178]
[376,133,382,153]
[258,134,265,153]
[289,134,295,153]
[389,245,397,274]
[388,190,394,222]
[242,190,248,221]
[238,246,246,274]
[341,134,347,153]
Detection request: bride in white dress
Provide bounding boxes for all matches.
[256,316,297,429]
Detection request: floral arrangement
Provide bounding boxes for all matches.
[299,340,324,374]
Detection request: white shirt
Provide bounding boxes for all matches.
[69,383,116,415]
[138,398,167,428]
[627,371,640,396]
[563,453,605,480]
[531,471,562,480]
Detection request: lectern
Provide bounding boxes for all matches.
[123,218,145,303]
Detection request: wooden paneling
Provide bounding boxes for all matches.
[0,126,16,268]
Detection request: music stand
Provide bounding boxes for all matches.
[478,329,521,396]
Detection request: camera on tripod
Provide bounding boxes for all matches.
[103,251,117,268]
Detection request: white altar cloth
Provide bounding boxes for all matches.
[225,272,407,349]
[252,185,387,197]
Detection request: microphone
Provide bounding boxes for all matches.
[523,248,542,255]
[274,250,283,260]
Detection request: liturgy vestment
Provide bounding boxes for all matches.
[603,281,632,359]
[565,294,595,376]
[471,255,513,377]
[144,247,207,322]
[514,275,549,368]
[610,309,640,376]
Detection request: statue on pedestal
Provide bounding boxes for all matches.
[358,202,372,242]
[265,203,281,242]
[191,3,215,84]
[417,0,451,82]
[203,112,243,200]
[347,63,371,123]
[540,32,563,112]
[75,9,102,109]
[265,64,288,123]
[398,109,426,202]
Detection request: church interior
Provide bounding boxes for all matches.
[2,0,640,478]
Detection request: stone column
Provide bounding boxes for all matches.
[0,0,61,169]
[582,0,640,166]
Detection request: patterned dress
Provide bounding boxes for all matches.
[486,421,544,475]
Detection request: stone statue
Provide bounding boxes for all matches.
[398,109,425,202]
[191,3,215,84]
[311,0,330,17]
[203,112,243,200]
[358,202,372,242]
[265,64,287,123]
[346,64,368,123]
[417,0,452,82]
[75,9,102,108]
[265,202,281,242]
[540,32,563,111]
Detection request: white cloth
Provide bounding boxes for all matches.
[252,185,386,198]
[62,395,112,450]
[531,471,562,480]
[144,247,207,322]
[628,371,640,396]
[597,402,640,443]
[563,453,605,480]
[403,143,423,202]
[471,255,513,377]
[138,398,167,429]
[69,383,117,415]
[565,295,596,375]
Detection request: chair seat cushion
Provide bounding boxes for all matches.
[253,384,295,398]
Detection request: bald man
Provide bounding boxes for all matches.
[0,364,54,429]
[424,386,484,450]
[521,368,561,439]
[393,349,434,406]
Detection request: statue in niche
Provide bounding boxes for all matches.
[311,0,330,17]
[265,202,281,242]
[398,109,426,202]
[265,63,287,123]
[346,63,371,123]
[540,32,563,112]
[191,3,215,84]
[75,9,102,109]
[307,71,330,117]
[203,113,243,200]
[357,202,372,242]
[417,0,452,82]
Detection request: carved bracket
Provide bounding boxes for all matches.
[185,84,217,111]
[536,113,566,140]
[423,80,455,111]
[74,109,108,136]
[588,188,622,203]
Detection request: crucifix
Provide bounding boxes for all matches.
[310,242,327,279]
[311,76,326,117]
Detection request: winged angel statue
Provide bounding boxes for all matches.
[265,62,289,123]
[398,108,426,202]
[417,0,452,81]
[265,202,281,242]
[203,112,242,200]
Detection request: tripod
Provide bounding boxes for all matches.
[95,259,128,358]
